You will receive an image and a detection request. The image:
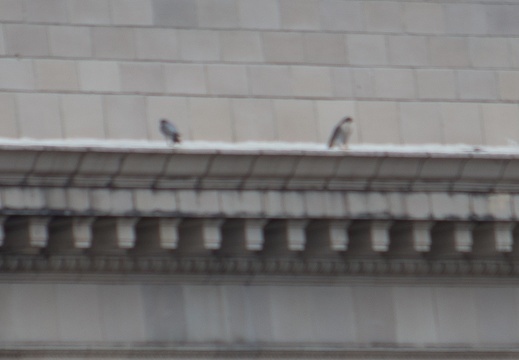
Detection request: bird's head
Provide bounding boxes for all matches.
[160,119,168,125]
[342,116,353,124]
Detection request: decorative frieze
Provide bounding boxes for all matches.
[0,215,515,270]
[0,253,517,277]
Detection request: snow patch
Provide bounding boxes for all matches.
[0,137,518,155]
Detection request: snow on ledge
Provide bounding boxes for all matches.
[0,137,519,156]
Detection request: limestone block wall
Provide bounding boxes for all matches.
[1,281,519,347]
[1,0,519,146]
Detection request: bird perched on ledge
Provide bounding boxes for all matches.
[159,119,181,145]
[328,116,353,149]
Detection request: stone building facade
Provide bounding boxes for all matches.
[1,1,519,359]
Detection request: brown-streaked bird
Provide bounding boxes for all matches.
[159,119,181,145]
[328,116,353,149]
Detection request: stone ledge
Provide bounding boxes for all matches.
[0,146,518,193]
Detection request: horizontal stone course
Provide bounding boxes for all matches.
[1,185,519,221]
[3,24,519,71]
[2,282,519,346]
[0,0,514,37]
[5,58,519,104]
[4,88,519,145]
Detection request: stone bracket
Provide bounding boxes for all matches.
[3,216,51,254]
[390,221,435,256]
[48,217,95,253]
[91,217,139,254]
[473,222,515,255]
[349,220,393,254]
[221,219,268,254]
[178,219,225,253]
[135,218,181,253]
[306,220,350,255]
[264,220,309,254]
[431,222,475,256]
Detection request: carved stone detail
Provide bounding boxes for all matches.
[221,219,268,254]
[135,218,181,254]
[348,220,393,255]
[90,217,139,255]
[305,220,350,255]
[431,222,475,257]
[2,216,51,254]
[48,217,95,254]
[0,254,517,277]
[0,213,515,276]
[390,221,435,256]
[263,220,309,255]
[473,222,515,256]
[178,219,225,254]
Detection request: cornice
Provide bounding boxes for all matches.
[1,145,519,193]
[1,146,519,273]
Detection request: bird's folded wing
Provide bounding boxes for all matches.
[328,125,342,147]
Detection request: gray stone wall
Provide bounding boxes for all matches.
[2,2,519,354]
[1,280,518,347]
[1,0,519,146]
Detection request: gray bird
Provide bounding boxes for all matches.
[328,116,353,149]
[159,119,181,145]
